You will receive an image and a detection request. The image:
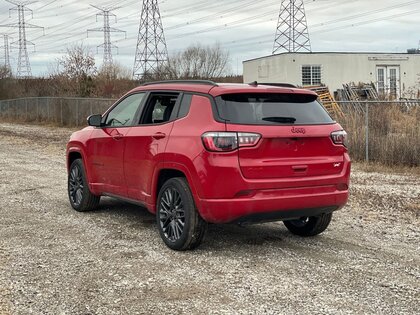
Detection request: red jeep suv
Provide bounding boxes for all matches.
[66,80,350,250]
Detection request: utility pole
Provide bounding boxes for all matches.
[133,0,168,80]
[0,1,43,77]
[0,34,12,71]
[87,5,126,69]
[273,0,312,54]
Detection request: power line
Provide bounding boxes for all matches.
[36,0,58,10]
[165,0,275,31]
[222,7,420,50]
[115,0,278,33]
[195,0,420,49]
[115,0,326,47]
[113,0,281,48]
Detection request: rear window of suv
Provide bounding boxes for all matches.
[215,93,334,125]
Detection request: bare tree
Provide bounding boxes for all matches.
[51,45,97,96]
[0,65,12,79]
[95,62,135,97]
[97,61,132,80]
[58,45,97,79]
[154,43,230,80]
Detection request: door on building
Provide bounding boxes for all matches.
[376,66,400,99]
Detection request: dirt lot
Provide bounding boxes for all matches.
[0,122,419,315]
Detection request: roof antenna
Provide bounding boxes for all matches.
[249,81,258,86]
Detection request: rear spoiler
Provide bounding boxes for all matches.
[248,81,297,88]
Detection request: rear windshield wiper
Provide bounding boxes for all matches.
[262,116,296,123]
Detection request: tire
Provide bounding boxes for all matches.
[68,159,100,212]
[283,213,332,237]
[156,177,207,251]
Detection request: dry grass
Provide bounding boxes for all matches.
[340,104,420,167]
[354,162,420,176]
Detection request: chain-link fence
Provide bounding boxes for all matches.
[0,97,116,126]
[0,97,419,166]
[337,101,420,166]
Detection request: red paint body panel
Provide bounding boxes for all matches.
[124,122,174,204]
[66,82,351,224]
[86,127,130,197]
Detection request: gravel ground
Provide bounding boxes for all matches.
[0,122,419,315]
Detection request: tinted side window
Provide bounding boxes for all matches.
[104,93,145,127]
[215,93,333,125]
[141,93,179,124]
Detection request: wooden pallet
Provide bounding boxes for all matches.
[304,85,344,119]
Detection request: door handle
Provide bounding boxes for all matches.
[292,165,308,172]
[152,132,166,140]
[112,133,124,140]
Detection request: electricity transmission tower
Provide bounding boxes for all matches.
[273,0,312,54]
[0,1,43,77]
[0,34,12,71]
[133,0,168,80]
[87,5,126,69]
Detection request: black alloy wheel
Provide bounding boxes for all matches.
[156,177,207,251]
[69,162,84,207]
[68,159,100,212]
[159,187,185,242]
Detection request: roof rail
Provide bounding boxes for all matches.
[248,81,297,88]
[142,80,218,86]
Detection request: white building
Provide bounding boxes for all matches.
[243,52,420,99]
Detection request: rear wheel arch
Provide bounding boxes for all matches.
[153,167,200,212]
[156,168,187,197]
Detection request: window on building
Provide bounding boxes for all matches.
[377,67,385,94]
[302,65,322,86]
[376,66,400,98]
[389,68,397,98]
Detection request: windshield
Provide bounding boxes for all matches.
[215,93,334,125]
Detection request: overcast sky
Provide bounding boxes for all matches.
[0,0,419,77]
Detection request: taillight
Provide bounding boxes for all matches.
[331,130,347,147]
[202,132,261,152]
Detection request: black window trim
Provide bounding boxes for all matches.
[137,90,184,126]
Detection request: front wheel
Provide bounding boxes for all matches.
[156,177,207,251]
[283,213,332,236]
[68,159,100,212]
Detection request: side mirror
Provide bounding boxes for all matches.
[87,114,102,127]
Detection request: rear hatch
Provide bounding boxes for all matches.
[215,92,346,179]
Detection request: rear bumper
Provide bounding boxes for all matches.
[194,152,350,224]
[197,185,348,224]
